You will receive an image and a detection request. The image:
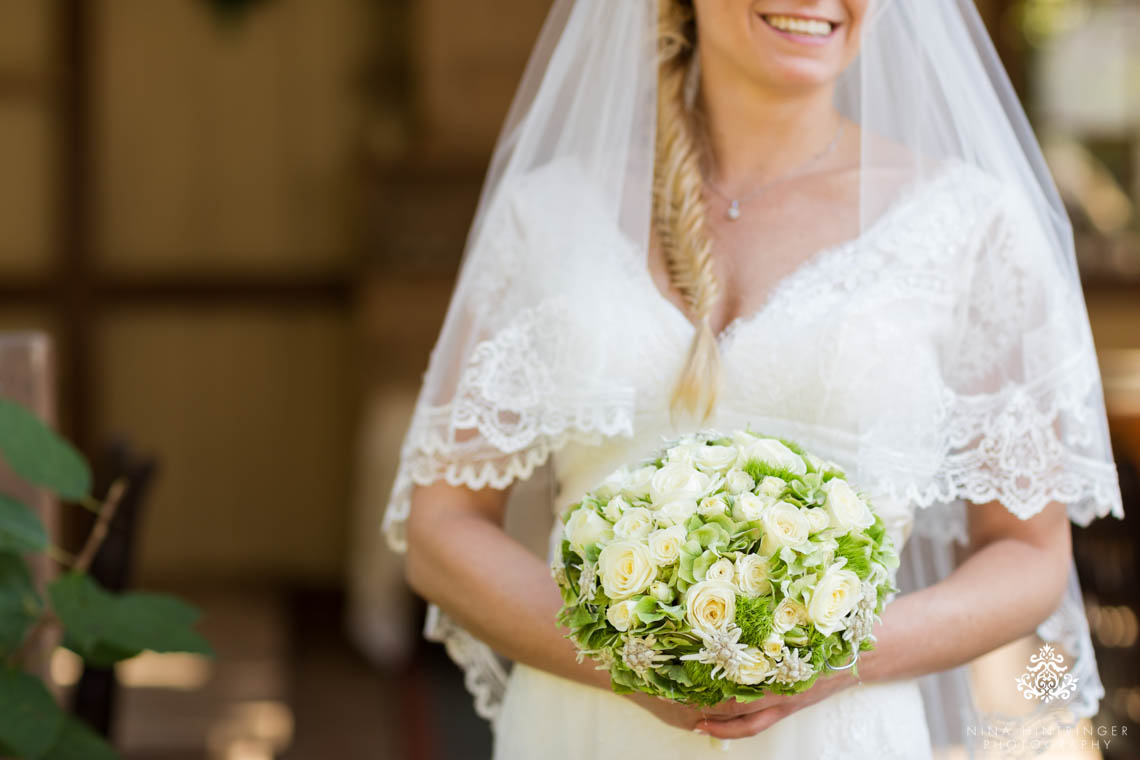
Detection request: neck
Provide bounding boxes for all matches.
[697,52,842,195]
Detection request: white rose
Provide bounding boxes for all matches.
[613,507,655,539]
[733,650,773,685]
[684,580,738,634]
[693,445,739,474]
[807,566,863,635]
[758,476,786,498]
[602,495,630,523]
[647,525,687,565]
[655,498,698,527]
[706,558,735,583]
[594,466,630,500]
[598,540,657,600]
[606,599,639,632]
[772,597,808,633]
[697,495,729,518]
[724,469,755,494]
[731,430,760,447]
[564,508,613,555]
[650,580,674,603]
[734,554,772,597]
[759,502,811,553]
[650,462,710,504]
[821,479,875,533]
[762,634,785,659]
[803,507,831,534]
[733,492,770,522]
[622,465,656,501]
[666,441,703,465]
[737,438,807,476]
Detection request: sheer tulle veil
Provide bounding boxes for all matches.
[379,0,1124,755]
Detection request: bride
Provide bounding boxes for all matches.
[382,0,1123,757]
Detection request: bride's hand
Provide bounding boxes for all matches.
[695,669,859,740]
[624,692,716,733]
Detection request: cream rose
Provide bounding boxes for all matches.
[762,634,785,659]
[665,440,702,466]
[724,469,755,494]
[803,507,831,534]
[706,557,735,583]
[684,580,738,634]
[622,465,656,501]
[732,650,773,685]
[650,580,674,603]
[808,566,863,635]
[647,525,687,565]
[693,445,739,474]
[738,438,807,476]
[760,501,811,553]
[606,599,638,632]
[733,492,770,522]
[602,495,630,523]
[655,498,698,527]
[564,508,613,555]
[649,462,710,504]
[697,495,729,518]
[734,554,772,597]
[758,475,786,498]
[772,597,808,633]
[594,466,630,500]
[613,507,655,540]
[598,540,657,600]
[821,479,875,532]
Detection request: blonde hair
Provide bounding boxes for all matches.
[655,0,721,423]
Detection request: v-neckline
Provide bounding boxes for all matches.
[635,164,955,351]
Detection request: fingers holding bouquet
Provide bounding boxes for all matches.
[551,428,900,740]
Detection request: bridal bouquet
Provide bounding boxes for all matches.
[551,428,899,706]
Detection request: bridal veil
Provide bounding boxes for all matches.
[379,1,1124,755]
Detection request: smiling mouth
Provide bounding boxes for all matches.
[760,13,838,38]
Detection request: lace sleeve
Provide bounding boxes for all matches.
[918,181,1123,524]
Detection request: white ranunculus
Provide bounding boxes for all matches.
[734,554,772,597]
[594,466,630,500]
[697,495,729,518]
[693,445,739,474]
[760,502,811,553]
[564,508,613,555]
[737,438,807,476]
[808,566,863,635]
[772,597,808,633]
[821,479,875,533]
[684,580,738,634]
[647,525,687,565]
[602,495,630,523]
[650,462,710,504]
[724,469,755,494]
[803,507,831,534]
[598,540,657,600]
[650,580,674,603]
[613,507,655,539]
[622,465,657,501]
[762,634,785,659]
[656,498,699,527]
[758,476,786,498]
[606,598,639,632]
[733,492,770,522]
[733,650,773,685]
[706,557,735,583]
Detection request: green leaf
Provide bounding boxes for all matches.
[0,398,91,501]
[0,552,42,657]
[0,493,49,553]
[48,572,213,666]
[0,667,65,758]
[39,714,121,760]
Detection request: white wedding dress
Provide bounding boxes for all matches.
[486,157,1021,759]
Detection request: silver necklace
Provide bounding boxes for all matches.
[705,118,844,221]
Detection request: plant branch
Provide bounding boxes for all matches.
[73,476,128,573]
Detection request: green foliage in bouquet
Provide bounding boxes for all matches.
[552,427,899,707]
[0,398,213,759]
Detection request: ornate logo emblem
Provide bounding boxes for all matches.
[1015,643,1079,703]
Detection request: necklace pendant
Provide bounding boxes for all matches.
[726,199,741,221]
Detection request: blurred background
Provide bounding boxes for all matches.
[0,0,1136,758]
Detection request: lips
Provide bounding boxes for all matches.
[760,13,839,38]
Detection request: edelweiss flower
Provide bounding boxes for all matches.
[772,646,814,685]
[842,581,880,645]
[550,555,567,587]
[680,623,759,681]
[577,561,598,601]
[622,635,673,680]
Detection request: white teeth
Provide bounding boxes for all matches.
[763,14,834,37]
